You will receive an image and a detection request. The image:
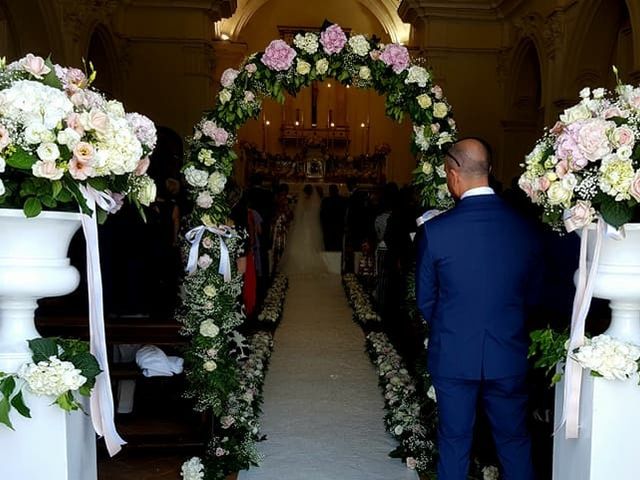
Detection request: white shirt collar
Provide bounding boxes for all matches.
[461,186,494,200]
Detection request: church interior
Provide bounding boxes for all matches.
[0,0,638,478]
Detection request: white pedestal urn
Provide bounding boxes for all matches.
[554,224,640,480]
[0,209,97,480]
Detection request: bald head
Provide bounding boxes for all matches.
[446,138,491,179]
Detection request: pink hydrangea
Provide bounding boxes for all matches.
[201,120,229,147]
[220,68,239,88]
[556,123,587,170]
[380,44,410,74]
[320,24,347,55]
[261,40,297,71]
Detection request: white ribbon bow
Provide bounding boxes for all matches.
[185,225,236,282]
[78,185,126,456]
[562,217,625,438]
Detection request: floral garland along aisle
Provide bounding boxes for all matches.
[180,275,288,479]
[343,274,499,479]
[178,21,456,479]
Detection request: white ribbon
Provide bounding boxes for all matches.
[562,217,625,438]
[185,225,236,282]
[79,185,126,456]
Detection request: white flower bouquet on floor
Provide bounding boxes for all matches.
[519,73,640,231]
[343,274,381,324]
[257,274,289,323]
[0,54,156,218]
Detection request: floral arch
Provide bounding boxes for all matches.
[178,22,456,479]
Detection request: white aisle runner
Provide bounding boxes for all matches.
[242,273,417,480]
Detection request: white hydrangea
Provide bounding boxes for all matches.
[599,153,635,201]
[181,457,205,480]
[184,166,209,188]
[57,127,81,148]
[572,334,640,380]
[18,356,87,397]
[482,465,500,480]
[0,80,74,130]
[208,171,227,194]
[198,149,216,166]
[348,35,370,56]
[405,65,430,88]
[293,32,319,54]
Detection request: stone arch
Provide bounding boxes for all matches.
[218,0,410,44]
[86,24,121,98]
[0,1,18,59]
[567,0,637,92]
[501,37,544,185]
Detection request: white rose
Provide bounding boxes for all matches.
[433,102,448,119]
[579,87,591,99]
[137,175,157,206]
[358,66,371,81]
[219,89,232,104]
[56,128,81,148]
[0,156,4,173]
[316,58,329,75]
[203,360,217,372]
[296,59,311,75]
[106,100,125,118]
[208,171,227,194]
[421,161,433,175]
[405,65,430,87]
[203,285,217,297]
[36,143,61,163]
[560,103,591,123]
[198,254,213,269]
[200,320,220,338]
[417,93,432,109]
[593,88,606,99]
[23,123,50,145]
[547,181,572,206]
[0,178,4,196]
[348,35,370,56]
[196,191,214,209]
[184,166,209,188]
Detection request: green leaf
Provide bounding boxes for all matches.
[55,391,78,412]
[70,352,101,382]
[41,56,63,89]
[23,197,42,218]
[62,178,91,215]
[6,147,37,170]
[0,397,13,430]
[28,337,58,363]
[87,177,108,191]
[52,180,63,199]
[10,391,30,419]
[40,195,57,209]
[600,196,634,229]
[0,376,15,398]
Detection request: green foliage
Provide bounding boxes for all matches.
[599,195,635,229]
[529,328,569,385]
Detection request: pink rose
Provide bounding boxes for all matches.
[202,237,214,249]
[73,142,95,163]
[369,50,381,61]
[64,68,87,93]
[631,171,640,202]
[613,126,635,148]
[431,85,443,99]
[244,91,255,103]
[518,176,537,201]
[198,254,213,270]
[261,39,297,71]
[563,200,595,233]
[603,106,626,119]
[66,113,85,135]
[406,457,417,470]
[0,125,10,151]
[67,157,94,180]
[88,109,109,135]
[577,119,613,162]
[430,123,440,134]
[244,63,257,74]
[380,44,410,74]
[555,159,570,178]
[70,91,89,108]
[538,176,551,192]
[215,448,226,457]
[134,156,150,176]
[32,160,63,180]
[320,24,347,55]
[220,68,239,88]
[20,54,51,79]
[550,121,565,135]
[201,121,229,146]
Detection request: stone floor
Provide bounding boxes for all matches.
[98,452,184,480]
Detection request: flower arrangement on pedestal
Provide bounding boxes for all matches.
[519,73,640,231]
[0,54,156,217]
[0,337,100,428]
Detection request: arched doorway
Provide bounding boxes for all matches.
[87,25,119,98]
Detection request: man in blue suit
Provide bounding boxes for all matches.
[416,138,542,480]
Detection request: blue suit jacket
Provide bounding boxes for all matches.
[416,195,543,379]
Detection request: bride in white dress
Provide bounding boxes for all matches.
[279,184,328,275]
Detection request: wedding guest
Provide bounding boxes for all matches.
[416,138,542,480]
[374,182,398,311]
[357,239,376,292]
[272,184,293,272]
[247,174,274,296]
[320,184,347,251]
